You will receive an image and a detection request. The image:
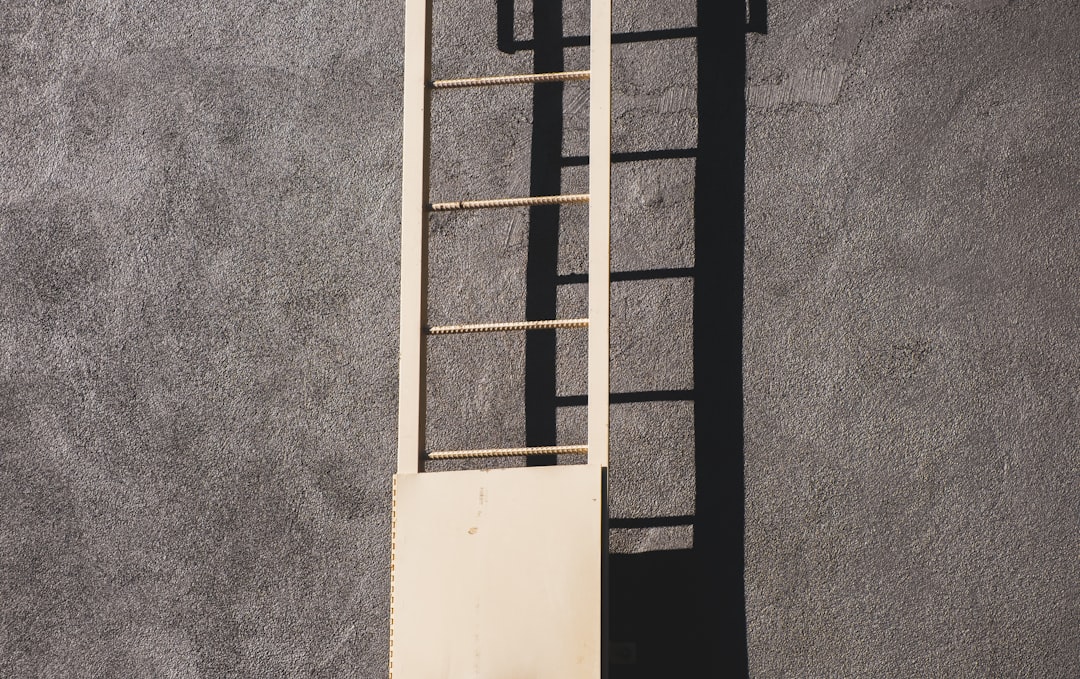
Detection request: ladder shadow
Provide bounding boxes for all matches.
[497,0,765,675]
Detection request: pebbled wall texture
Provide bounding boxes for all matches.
[1,0,1076,677]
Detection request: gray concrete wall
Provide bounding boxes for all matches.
[1,0,1076,677]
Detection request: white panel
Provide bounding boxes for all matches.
[390,465,605,678]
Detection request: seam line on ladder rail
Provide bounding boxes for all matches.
[427,318,588,335]
[431,70,591,88]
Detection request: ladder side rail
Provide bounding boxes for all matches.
[398,0,434,475]
[588,0,612,469]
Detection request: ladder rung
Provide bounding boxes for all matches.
[431,70,591,89]
[430,194,589,211]
[427,445,588,460]
[427,318,589,335]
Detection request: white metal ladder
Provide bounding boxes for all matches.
[390,0,611,676]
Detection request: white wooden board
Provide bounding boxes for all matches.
[390,465,605,678]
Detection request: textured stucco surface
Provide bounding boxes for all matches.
[743,2,1079,677]
[1,0,1076,677]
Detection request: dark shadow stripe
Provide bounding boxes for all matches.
[497,0,516,53]
[693,0,749,674]
[610,515,695,529]
[747,0,768,34]
[511,27,700,51]
[521,1,563,468]
[562,148,698,167]
[556,266,695,285]
[555,389,695,407]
